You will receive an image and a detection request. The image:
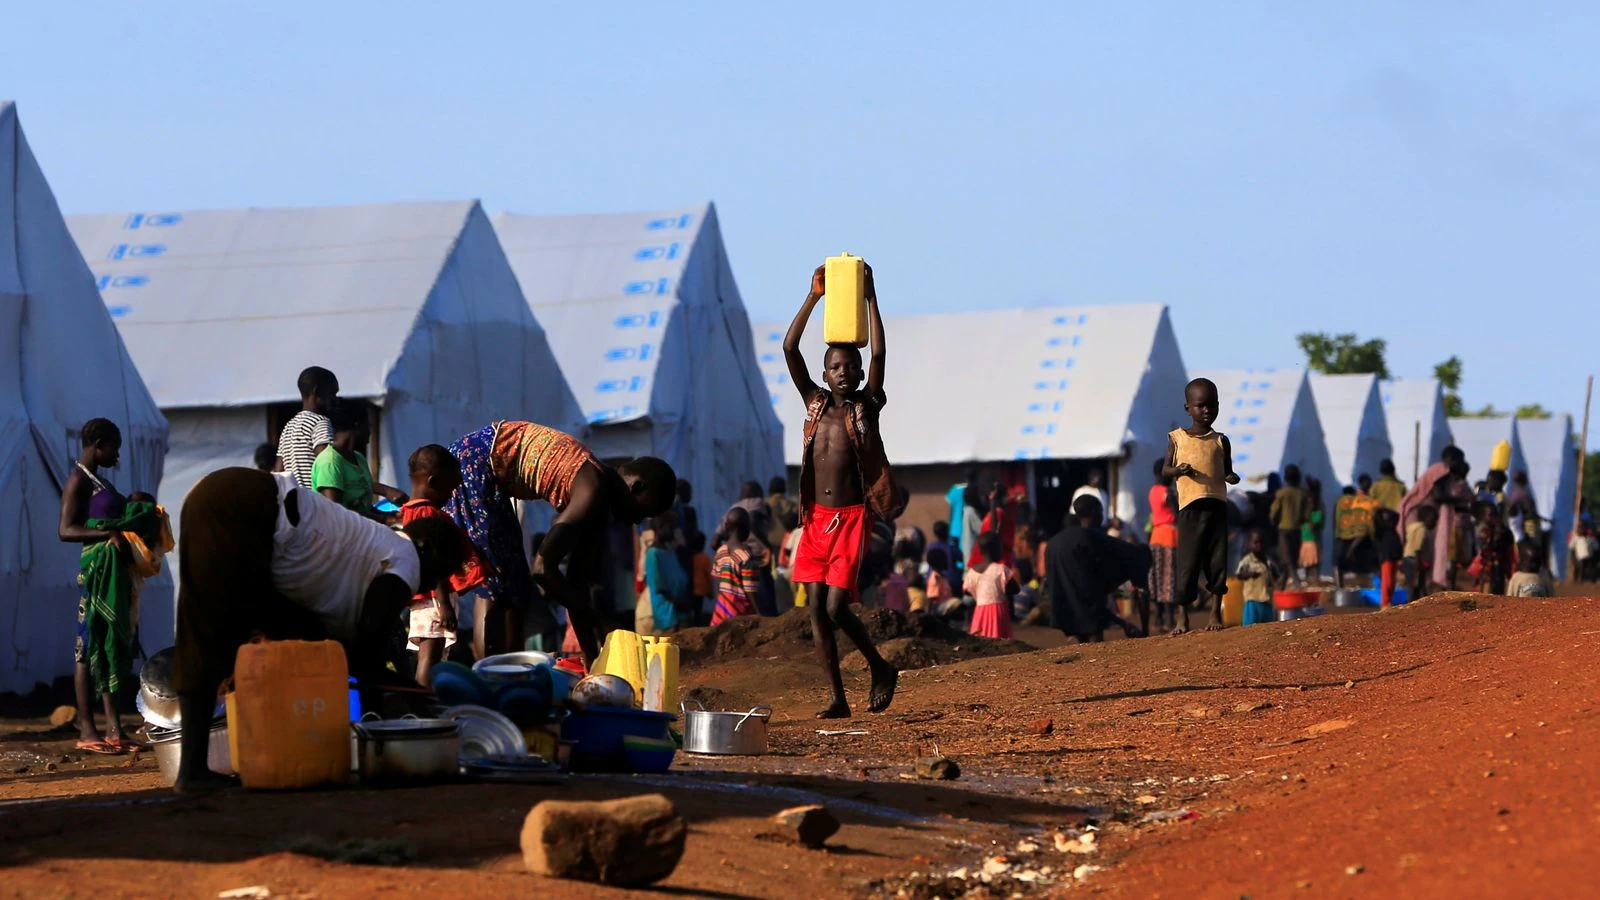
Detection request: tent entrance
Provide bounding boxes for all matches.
[1032,457,1116,532]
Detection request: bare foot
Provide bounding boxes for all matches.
[1203,622,1225,632]
[173,771,238,794]
[868,667,899,713]
[815,700,852,719]
[1168,626,1189,636]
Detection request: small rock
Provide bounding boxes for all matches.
[983,856,1010,876]
[768,805,840,849]
[1136,794,1159,805]
[1027,718,1054,736]
[950,867,969,880]
[1073,864,1102,881]
[218,889,271,900]
[1234,701,1272,714]
[1296,879,1313,889]
[1344,680,1355,690]
[1346,865,1364,875]
[915,755,961,781]
[48,706,77,728]
[44,762,57,773]
[1305,718,1354,736]
[521,794,686,886]
[1184,705,1215,720]
[1014,840,1040,854]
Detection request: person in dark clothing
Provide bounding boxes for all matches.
[1044,495,1150,644]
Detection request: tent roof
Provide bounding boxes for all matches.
[757,303,1178,466]
[1190,367,1320,484]
[66,200,487,409]
[1308,373,1389,485]
[493,204,715,427]
[1517,415,1574,506]
[1381,378,1452,478]
[1446,415,1524,478]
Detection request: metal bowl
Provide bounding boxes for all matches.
[442,705,528,760]
[570,674,635,710]
[475,651,553,672]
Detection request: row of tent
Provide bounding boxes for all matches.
[754,316,1580,583]
[1,99,1584,694]
[0,102,779,694]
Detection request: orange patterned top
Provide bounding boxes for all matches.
[489,421,597,510]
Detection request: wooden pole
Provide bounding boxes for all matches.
[1413,420,1421,483]
[1561,376,1587,582]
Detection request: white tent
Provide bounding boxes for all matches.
[1446,416,1526,488]
[1308,373,1392,487]
[1516,415,1576,578]
[493,204,783,519]
[1,102,169,695]
[1381,379,1453,483]
[68,200,585,571]
[756,304,1189,526]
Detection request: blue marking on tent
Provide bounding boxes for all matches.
[770,393,781,405]
[122,212,182,230]
[1255,381,1271,390]
[107,243,166,260]
[634,243,681,261]
[613,311,662,329]
[1237,434,1254,443]
[766,332,782,342]
[760,352,778,363]
[106,305,132,318]
[1032,379,1069,391]
[1249,398,1265,407]
[587,405,641,423]
[645,214,694,231]
[1235,453,1250,463]
[596,376,647,394]
[1020,423,1058,436]
[604,344,651,362]
[1027,401,1065,414]
[1243,416,1260,425]
[624,278,671,296]
[765,372,788,385]
[96,274,148,289]
[1046,336,1064,347]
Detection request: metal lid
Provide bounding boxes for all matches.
[355,718,460,738]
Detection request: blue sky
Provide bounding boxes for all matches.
[6,2,1595,419]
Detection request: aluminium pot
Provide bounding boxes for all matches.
[681,700,771,756]
[352,716,461,784]
[146,720,232,786]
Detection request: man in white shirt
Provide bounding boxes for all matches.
[1072,469,1111,522]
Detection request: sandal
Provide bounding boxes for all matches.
[74,739,124,756]
[107,737,147,753]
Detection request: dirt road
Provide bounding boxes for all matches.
[1,593,1594,898]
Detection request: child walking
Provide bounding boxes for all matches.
[1235,530,1281,625]
[1163,378,1241,633]
[399,445,486,685]
[783,260,904,717]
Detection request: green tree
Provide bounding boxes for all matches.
[1434,356,1464,417]
[1296,332,1390,379]
[1515,404,1553,419]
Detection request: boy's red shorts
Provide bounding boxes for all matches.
[793,504,870,591]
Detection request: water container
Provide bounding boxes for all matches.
[1220,577,1244,627]
[225,640,352,789]
[823,252,868,346]
[592,629,646,704]
[640,636,679,713]
[1490,440,1511,473]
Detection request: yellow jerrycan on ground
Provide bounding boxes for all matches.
[1220,578,1245,627]
[593,629,646,704]
[225,640,352,789]
[823,252,868,346]
[640,635,680,713]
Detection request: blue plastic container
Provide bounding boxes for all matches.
[560,707,677,772]
[429,661,490,707]
[495,667,553,725]
[1358,587,1409,606]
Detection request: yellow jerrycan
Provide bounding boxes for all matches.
[1490,439,1512,473]
[640,635,679,713]
[823,252,868,346]
[593,629,646,704]
[1220,578,1245,627]
[225,640,351,789]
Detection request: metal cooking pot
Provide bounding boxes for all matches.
[146,720,232,786]
[681,700,771,756]
[352,716,460,784]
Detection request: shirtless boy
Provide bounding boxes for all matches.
[783,261,904,718]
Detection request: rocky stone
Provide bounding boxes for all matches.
[1027,718,1054,736]
[521,794,686,886]
[48,706,76,728]
[915,755,960,780]
[1233,700,1272,714]
[767,805,839,848]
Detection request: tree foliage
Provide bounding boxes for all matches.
[1434,356,1464,417]
[1296,332,1390,379]
[1515,404,1553,420]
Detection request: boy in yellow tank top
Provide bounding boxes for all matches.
[1161,378,1240,634]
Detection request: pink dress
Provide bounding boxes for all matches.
[964,563,1014,639]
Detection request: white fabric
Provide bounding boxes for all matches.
[1445,416,1526,484]
[756,303,1189,525]
[67,200,586,607]
[1071,485,1111,516]
[493,204,783,520]
[269,475,420,641]
[0,102,170,694]
[1516,415,1576,578]
[1308,373,1392,487]
[1380,379,1453,482]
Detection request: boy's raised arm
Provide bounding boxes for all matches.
[865,263,886,399]
[783,265,825,399]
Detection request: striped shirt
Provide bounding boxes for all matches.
[278,411,333,489]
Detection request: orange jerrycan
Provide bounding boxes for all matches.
[226,640,352,789]
[1220,578,1245,627]
[823,252,868,346]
